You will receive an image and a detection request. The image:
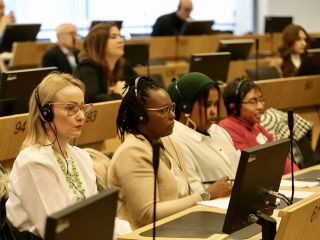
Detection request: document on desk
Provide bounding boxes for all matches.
[279,189,315,199]
[197,197,230,209]
[280,179,319,188]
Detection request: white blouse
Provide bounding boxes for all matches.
[170,121,240,193]
[6,144,98,237]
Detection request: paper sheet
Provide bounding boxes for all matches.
[280,179,319,188]
[279,189,315,199]
[197,197,230,209]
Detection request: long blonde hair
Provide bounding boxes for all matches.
[22,72,85,149]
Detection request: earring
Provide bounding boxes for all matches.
[44,122,49,129]
[185,113,197,130]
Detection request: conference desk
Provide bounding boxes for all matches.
[119,165,320,240]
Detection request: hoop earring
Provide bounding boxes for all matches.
[185,113,197,130]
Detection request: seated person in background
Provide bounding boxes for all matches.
[108,76,231,229]
[42,23,79,74]
[0,0,15,36]
[5,73,130,239]
[272,24,309,77]
[151,0,193,36]
[219,78,299,174]
[74,22,137,103]
[167,72,239,193]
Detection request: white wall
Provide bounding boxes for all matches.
[257,0,320,33]
[234,0,253,34]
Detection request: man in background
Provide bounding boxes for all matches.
[42,23,79,73]
[151,0,193,36]
[0,0,15,36]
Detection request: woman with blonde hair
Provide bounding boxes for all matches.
[6,72,97,238]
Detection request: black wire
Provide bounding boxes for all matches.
[43,121,57,146]
[52,122,86,200]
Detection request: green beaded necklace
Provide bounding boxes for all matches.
[55,152,86,202]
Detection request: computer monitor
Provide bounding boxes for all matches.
[90,20,123,30]
[245,66,280,81]
[180,20,214,35]
[217,39,254,60]
[0,24,41,53]
[309,36,320,49]
[45,188,118,240]
[264,16,293,33]
[124,43,149,67]
[296,48,320,76]
[189,52,231,83]
[0,97,15,116]
[222,139,290,237]
[0,67,57,114]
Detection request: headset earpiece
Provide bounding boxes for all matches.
[35,86,54,122]
[134,76,148,124]
[174,80,191,114]
[233,79,246,116]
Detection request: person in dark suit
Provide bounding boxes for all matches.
[42,23,79,74]
[151,0,193,36]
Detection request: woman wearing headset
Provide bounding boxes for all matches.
[107,76,230,230]
[167,72,239,193]
[219,79,299,174]
[5,73,130,239]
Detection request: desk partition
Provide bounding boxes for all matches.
[0,100,121,165]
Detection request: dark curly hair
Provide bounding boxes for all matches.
[117,76,161,142]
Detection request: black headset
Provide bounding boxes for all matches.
[133,76,149,124]
[35,86,54,122]
[174,79,192,114]
[233,79,246,116]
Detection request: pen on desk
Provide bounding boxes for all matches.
[202,179,235,185]
[202,180,216,184]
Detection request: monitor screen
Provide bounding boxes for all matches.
[223,138,290,234]
[124,43,149,67]
[296,48,320,76]
[217,39,254,60]
[45,188,118,240]
[309,36,320,49]
[189,52,231,83]
[0,67,57,114]
[180,20,214,35]
[245,66,280,81]
[0,24,41,53]
[264,16,293,33]
[90,20,123,30]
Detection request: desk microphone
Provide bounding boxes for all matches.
[288,109,295,203]
[152,140,160,240]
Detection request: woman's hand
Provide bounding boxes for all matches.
[205,176,232,199]
[110,80,126,96]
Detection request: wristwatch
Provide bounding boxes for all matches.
[200,191,211,201]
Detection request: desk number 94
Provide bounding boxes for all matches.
[14,121,27,134]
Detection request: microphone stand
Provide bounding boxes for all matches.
[255,38,260,80]
[152,140,160,240]
[288,109,295,203]
[146,43,150,79]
